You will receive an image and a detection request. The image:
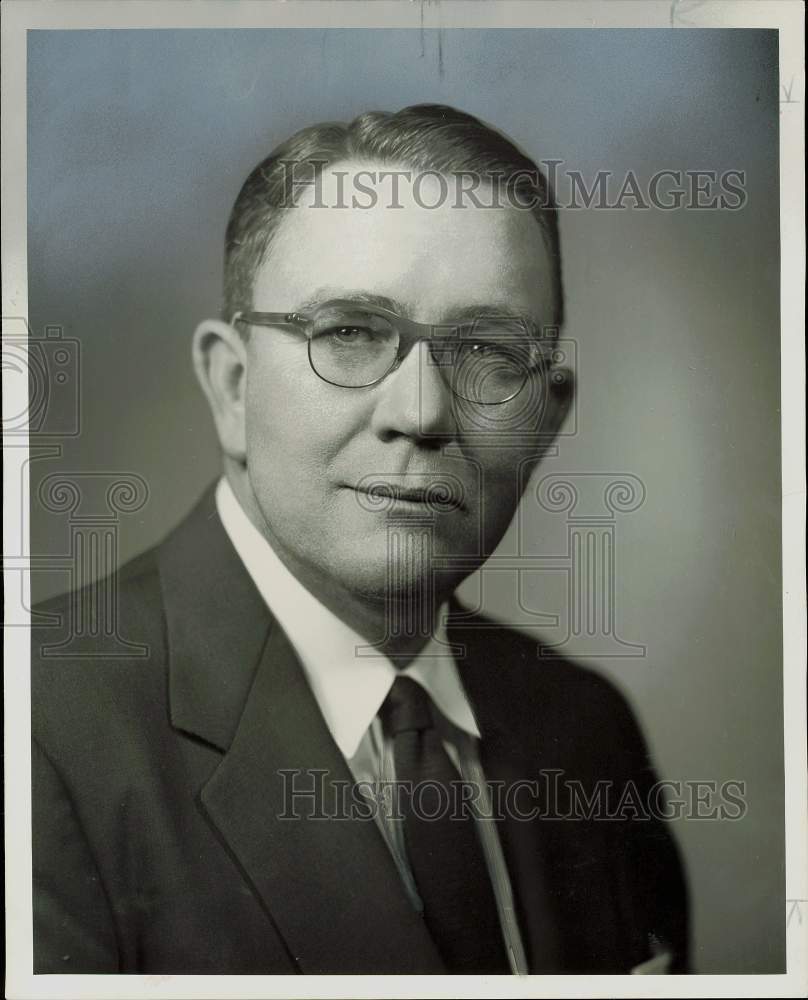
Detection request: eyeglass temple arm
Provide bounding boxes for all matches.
[231,311,306,328]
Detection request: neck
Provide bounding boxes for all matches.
[224,464,445,667]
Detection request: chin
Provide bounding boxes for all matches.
[324,543,467,610]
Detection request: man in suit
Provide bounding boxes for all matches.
[32,104,689,975]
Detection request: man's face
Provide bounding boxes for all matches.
[242,160,559,601]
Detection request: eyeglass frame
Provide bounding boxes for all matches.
[231,299,556,405]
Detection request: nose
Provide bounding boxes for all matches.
[369,340,456,445]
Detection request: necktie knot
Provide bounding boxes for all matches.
[381,676,433,735]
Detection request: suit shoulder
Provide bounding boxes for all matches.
[453,608,650,757]
[31,544,168,746]
[33,543,160,621]
[32,543,163,641]
[457,608,629,703]
[515,625,634,710]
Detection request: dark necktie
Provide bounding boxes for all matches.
[380,675,510,973]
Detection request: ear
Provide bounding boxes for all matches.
[536,363,576,460]
[544,363,575,432]
[192,318,248,464]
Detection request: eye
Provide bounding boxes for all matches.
[468,341,526,366]
[470,342,501,357]
[322,325,376,345]
[465,338,546,372]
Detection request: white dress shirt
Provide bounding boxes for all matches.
[215,476,528,973]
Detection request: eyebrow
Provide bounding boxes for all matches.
[293,287,543,331]
[293,288,405,315]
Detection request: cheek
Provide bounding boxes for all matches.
[462,432,541,491]
[243,355,364,500]
[470,446,540,539]
[453,384,549,441]
[245,348,304,438]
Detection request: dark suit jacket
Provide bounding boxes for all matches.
[32,486,689,974]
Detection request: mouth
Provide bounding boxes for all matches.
[348,481,466,513]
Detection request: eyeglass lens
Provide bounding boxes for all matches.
[306,303,541,404]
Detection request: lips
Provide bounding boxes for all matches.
[367,484,430,503]
[349,479,466,512]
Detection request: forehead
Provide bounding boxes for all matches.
[252,160,556,324]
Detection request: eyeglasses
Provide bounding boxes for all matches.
[232,299,553,405]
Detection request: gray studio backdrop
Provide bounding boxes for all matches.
[27,29,782,973]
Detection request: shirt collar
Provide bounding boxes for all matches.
[215,477,480,758]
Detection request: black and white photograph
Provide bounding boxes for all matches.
[3,1,806,996]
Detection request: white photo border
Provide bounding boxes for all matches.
[3,2,805,998]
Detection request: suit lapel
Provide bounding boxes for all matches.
[199,619,445,973]
[450,614,563,973]
[449,606,630,973]
[158,485,443,974]
[159,485,273,750]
